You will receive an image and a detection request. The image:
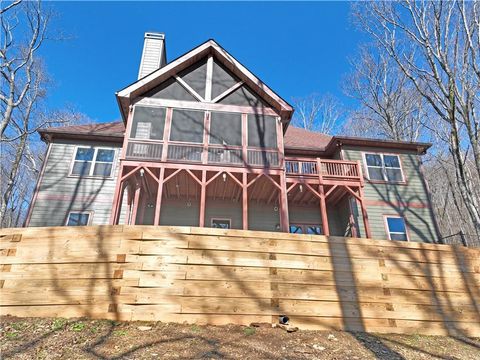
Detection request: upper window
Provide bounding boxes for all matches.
[248,114,278,149]
[365,153,404,182]
[209,112,242,146]
[130,106,166,140]
[385,216,408,241]
[71,147,115,177]
[66,212,91,226]
[169,109,205,143]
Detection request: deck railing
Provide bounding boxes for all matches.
[285,157,362,181]
[125,139,281,168]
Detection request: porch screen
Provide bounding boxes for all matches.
[170,109,205,143]
[130,106,166,140]
[247,114,277,149]
[209,112,242,146]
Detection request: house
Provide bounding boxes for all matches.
[26,33,439,243]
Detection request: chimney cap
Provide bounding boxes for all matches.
[144,32,165,40]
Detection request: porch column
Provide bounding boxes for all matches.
[130,183,141,225]
[242,172,248,230]
[358,186,372,238]
[199,170,207,227]
[110,164,125,224]
[154,167,165,225]
[317,158,330,236]
[279,172,289,232]
[318,184,330,236]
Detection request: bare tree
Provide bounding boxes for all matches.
[343,46,426,142]
[352,0,480,237]
[291,93,343,134]
[0,0,49,138]
[0,1,86,227]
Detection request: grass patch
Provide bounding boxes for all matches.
[10,322,25,331]
[51,318,67,331]
[243,327,256,336]
[5,331,18,339]
[71,322,86,332]
[190,324,201,333]
[114,330,128,336]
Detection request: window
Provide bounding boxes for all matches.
[385,216,408,241]
[364,153,404,182]
[211,218,231,229]
[209,112,242,146]
[289,224,323,235]
[248,114,278,149]
[130,106,166,140]
[66,212,91,226]
[169,109,205,143]
[71,147,115,177]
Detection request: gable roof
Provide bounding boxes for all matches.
[116,39,293,122]
[39,121,125,142]
[39,121,431,155]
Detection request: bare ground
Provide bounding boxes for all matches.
[1,316,479,359]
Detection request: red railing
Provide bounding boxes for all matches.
[285,157,361,181]
[125,139,281,168]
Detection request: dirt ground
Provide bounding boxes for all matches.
[1,316,479,359]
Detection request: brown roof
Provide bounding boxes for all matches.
[39,121,430,154]
[284,126,332,150]
[39,121,125,142]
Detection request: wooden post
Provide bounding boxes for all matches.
[161,108,173,162]
[110,164,125,224]
[242,113,248,165]
[130,183,141,225]
[199,170,207,227]
[319,184,330,236]
[279,172,289,232]
[242,172,248,230]
[154,167,165,225]
[317,158,329,236]
[202,112,210,164]
[358,186,372,238]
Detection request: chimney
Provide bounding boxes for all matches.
[138,32,166,79]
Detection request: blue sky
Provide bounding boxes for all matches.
[41,1,366,123]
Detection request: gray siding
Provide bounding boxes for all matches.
[342,146,439,243]
[29,139,122,226]
[248,202,281,232]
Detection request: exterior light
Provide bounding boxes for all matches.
[274,206,278,212]
[140,169,145,177]
[222,173,227,182]
[186,200,192,207]
[299,184,303,193]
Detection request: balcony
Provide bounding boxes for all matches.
[125,139,281,168]
[285,157,362,183]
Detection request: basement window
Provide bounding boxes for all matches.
[385,216,408,241]
[211,218,231,229]
[71,147,115,177]
[364,153,404,182]
[66,212,91,226]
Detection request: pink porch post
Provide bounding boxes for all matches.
[242,172,248,230]
[279,172,289,232]
[199,170,207,227]
[154,167,165,225]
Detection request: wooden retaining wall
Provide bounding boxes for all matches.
[1,225,479,336]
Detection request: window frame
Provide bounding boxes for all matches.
[289,223,323,235]
[129,105,168,141]
[211,218,232,229]
[362,152,406,184]
[65,211,93,226]
[383,215,410,241]
[69,146,117,178]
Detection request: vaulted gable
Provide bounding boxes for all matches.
[117,40,293,122]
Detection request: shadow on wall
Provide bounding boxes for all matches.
[1,225,479,359]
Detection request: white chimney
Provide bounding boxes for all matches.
[138,32,166,79]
